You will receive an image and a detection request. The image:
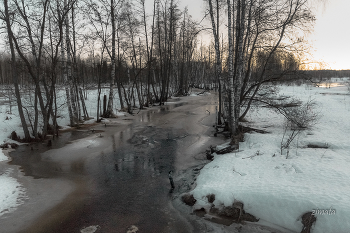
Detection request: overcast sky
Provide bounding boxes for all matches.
[177,0,350,70]
[309,0,350,70]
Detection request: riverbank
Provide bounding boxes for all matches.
[180,80,350,233]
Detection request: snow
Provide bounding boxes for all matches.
[0,87,121,218]
[191,78,350,232]
[0,87,128,144]
[0,153,27,218]
[0,105,23,145]
[0,150,8,162]
[0,80,349,231]
[0,169,27,217]
[0,86,141,218]
[80,225,100,233]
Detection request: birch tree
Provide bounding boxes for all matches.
[104,0,116,117]
[208,0,223,125]
[2,0,31,140]
[3,0,51,138]
[233,0,245,136]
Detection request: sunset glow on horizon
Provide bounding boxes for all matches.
[180,0,350,71]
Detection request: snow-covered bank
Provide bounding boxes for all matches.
[0,149,27,218]
[0,168,27,217]
[0,150,8,162]
[0,87,118,144]
[0,87,112,221]
[191,78,350,232]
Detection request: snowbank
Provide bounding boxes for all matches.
[0,150,8,162]
[191,79,350,232]
[0,169,27,217]
[0,103,23,145]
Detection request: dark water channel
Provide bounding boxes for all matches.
[9,103,197,233]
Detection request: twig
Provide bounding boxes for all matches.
[233,168,243,176]
[242,151,261,159]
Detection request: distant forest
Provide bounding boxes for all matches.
[305,70,350,79]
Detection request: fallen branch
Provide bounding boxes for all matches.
[242,151,261,159]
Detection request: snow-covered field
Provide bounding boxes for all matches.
[191,78,350,232]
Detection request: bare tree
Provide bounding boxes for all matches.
[208,0,223,125]
[209,0,315,142]
[232,0,245,137]
[5,0,51,138]
[104,0,117,117]
[1,0,31,140]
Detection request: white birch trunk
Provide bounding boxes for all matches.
[208,0,222,124]
[227,0,234,137]
[61,2,73,126]
[233,0,246,136]
[64,0,78,126]
[105,0,115,117]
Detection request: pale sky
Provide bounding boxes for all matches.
[2,0,348,70]
[309,0,350,70]
[179,0,350,70]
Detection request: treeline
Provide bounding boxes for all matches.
[0,0,316,142]
[0,0,212,141]
[304,70,350,79]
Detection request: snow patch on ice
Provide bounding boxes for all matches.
[0,149,8,162]
[116,110,126,116]
[126,225,139,233]
[83,118,97,124]
[70,138,101,149]
[80,225,100,233]
[0,169,27,217]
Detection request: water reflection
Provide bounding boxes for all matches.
[8,98,198,233]
[9,130,93,178]
[139,111,153,122]
[108,138,176,177]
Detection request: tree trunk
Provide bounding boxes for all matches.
[105,0,116,117]
[208,0,222,125]
[4,0,31,141]
[233,0,246,136]
[227,0,234,137]
[64,0,78,126]
[116,31,124,110]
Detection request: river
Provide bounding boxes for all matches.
[2,92,222,233]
